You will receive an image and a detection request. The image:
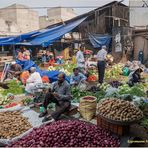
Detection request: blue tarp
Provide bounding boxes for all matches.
[88,33,111,48]
[0,17,87,46]
[16,60,70,82]
[29,17,87,47]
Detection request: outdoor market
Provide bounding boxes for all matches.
[0,1,148,147]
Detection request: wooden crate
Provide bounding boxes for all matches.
[97,114,129,136]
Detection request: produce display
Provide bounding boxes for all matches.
[0,111,32,139]
[109,81,122,88]
[8,120,120,147]
[71,87,105,103]
[0,96,10,105]
[0,80,24,96]
[98,98,143,122]
[87,75,97,81]
[105,64,123,79]
[118,84,146,97]
[48,64,76,76]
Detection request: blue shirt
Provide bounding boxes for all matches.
[70,73,86,85]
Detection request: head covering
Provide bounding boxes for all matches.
[102,45,107,49]
[11,61,16,65]
[135,68,143,73]
[30,67,36,73]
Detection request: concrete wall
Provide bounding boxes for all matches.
[130,0,148,27]
[0,4,39,34]
[39,16,52,29]
[133,36,148,61]
[39,7,76,28]
[0,18,20,36]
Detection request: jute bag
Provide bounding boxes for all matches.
[79,96,97,121]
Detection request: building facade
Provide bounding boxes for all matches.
[39,7,77,29]
[130,0,148,28]
[0,4,39,35]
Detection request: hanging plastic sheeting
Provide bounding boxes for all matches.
[16,60,70,82]
[0,17,87,46]
[0,31,39,46]
[0,25,63,46]
[88,33,111,48]
[29,17,87,47]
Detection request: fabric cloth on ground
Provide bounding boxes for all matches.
[16,59,70,82]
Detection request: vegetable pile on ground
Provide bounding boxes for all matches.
[8,120,120,147]
[98,98,143,122]
[118,84,146,97]
[48,64,76,76]
[109,81,122,88]
[105,64,123,79]
[0,111,32,139]
[0,95,10,106]
[0,80,24,96]
[71,87,105,103]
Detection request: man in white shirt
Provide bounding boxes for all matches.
[76,46,85,69]
[97,45,107,84]
[25,67,43,94]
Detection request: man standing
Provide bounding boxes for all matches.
[25,67,42,94]
[39,73,72,122]
[76,46,85,71]
[97,45,107,84]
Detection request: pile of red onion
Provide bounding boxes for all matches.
[8,120,120,147]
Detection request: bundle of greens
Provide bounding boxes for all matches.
[2,80,24,96]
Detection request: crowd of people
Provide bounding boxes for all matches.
[3,44,145,122]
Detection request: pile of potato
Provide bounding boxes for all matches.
[0,111,32,139]
[98,98,143,122]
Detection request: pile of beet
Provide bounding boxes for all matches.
[8,120,120,147]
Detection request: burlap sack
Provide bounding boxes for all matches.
[79,96,97,121]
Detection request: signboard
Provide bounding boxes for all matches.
[115,32,122,52]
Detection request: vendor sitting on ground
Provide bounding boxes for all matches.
[25,67,42,94]
[7,62,22,79]
[70,68,87,86]
[39,73,72,122]
[128,68,143,87]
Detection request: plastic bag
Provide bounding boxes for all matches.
[105,86,119,97]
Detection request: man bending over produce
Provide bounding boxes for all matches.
[25,67,42,94]
[39,73,72,122]
[70,68,87,86]
[128,68,143,87]
[7,61,22,79]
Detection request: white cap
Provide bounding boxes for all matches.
[11,61,16,65]
[102,45,107,49]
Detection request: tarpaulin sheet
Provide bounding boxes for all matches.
[0,17,86,46]
[88,33,111,48]
[0,31,40,46]
[16,60,70,82]
[29,17,87,47]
